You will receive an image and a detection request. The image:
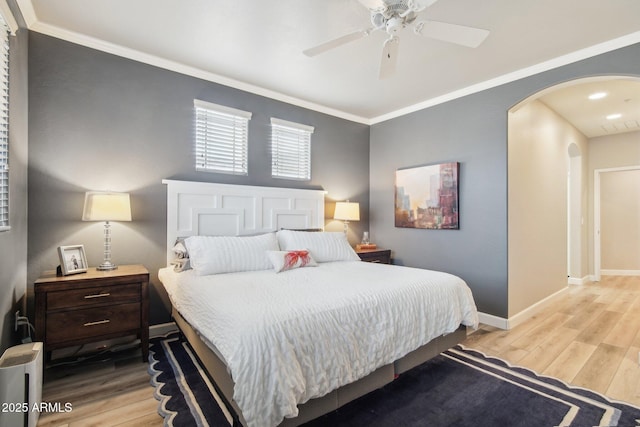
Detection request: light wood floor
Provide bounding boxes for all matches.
[37,275,640,426]
[37,347,163,427]
[463,275,640,407]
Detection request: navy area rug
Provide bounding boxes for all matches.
[149,332,235,426]
[149,332,640,426]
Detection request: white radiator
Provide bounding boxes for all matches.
[0,342,43,427]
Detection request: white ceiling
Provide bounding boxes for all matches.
[15,0,640,128]
[537,78,640,138]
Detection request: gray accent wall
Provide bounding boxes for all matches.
[370,43,640,318]
[0,17,28,352]
[28,33,370,325]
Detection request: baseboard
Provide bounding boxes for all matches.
[477,312,509,330]
[568,275,590,285]
[150,322,178,338]
[477,286,569,331]
[601,269,640,276]
[508,286,569,329]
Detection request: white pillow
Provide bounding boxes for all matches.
[267,250,318,273]
[276,230,360,263]
[184,233,279,275]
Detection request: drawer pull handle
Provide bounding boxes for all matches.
[84,319,110,327]
[84,293,111,299]
[371,260,382,263]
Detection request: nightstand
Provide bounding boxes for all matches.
[356,248,392,264]
[34,265,149,363]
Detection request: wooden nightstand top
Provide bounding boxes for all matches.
[355,248,388,255]
[35,264,149,285]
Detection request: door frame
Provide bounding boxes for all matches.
[593,165,640,281]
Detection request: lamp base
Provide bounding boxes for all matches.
[96,262,118,271]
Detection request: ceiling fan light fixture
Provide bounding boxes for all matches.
[371,12,386,28]
[386,16,405,34]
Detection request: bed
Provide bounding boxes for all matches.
[159,180,478,427]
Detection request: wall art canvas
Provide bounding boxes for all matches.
[395,162,459,229]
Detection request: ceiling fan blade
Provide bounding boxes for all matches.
[414,20,489,48]
[379,36,399,79]
[303,29,372,57]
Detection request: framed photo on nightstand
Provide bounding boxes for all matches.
[57,245,88,275]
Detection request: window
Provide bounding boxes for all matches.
[0,13,9,231]
[194,99,252,175]
[271,118,314,180]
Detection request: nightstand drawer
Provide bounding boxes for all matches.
[46,302,141,344]
[357,249,391,264]
[47,283,141,310]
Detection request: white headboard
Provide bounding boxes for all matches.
[162,180,326,264]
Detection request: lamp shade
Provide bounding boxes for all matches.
[82,192,132,222]
[334,202,360,221]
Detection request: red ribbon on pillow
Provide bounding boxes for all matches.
[284,250,311,270]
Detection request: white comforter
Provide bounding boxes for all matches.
[159,261,478,427]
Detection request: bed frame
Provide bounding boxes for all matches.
[162,179,466,426]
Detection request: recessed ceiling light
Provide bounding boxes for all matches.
[606,113,622,120]
[588,92,607,100]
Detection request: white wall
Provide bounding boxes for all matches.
[568,141,589,282]
[508,100,588,317]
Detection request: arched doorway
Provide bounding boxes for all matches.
[507,76,640,318]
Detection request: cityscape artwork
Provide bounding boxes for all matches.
[395,162,459,230]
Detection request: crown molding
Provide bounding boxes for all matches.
[1,0,21,34]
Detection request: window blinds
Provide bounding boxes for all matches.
[271,118,314,180]
[194,99,252,175]
[0,14,9,230]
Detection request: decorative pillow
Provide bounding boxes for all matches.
[276,230,360,263]
[267,250,318,273]
[184,232,279,275]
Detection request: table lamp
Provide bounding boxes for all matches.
[334,201,360,234]
[82,191,131,271]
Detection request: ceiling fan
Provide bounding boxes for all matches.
[303,0,490,79]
